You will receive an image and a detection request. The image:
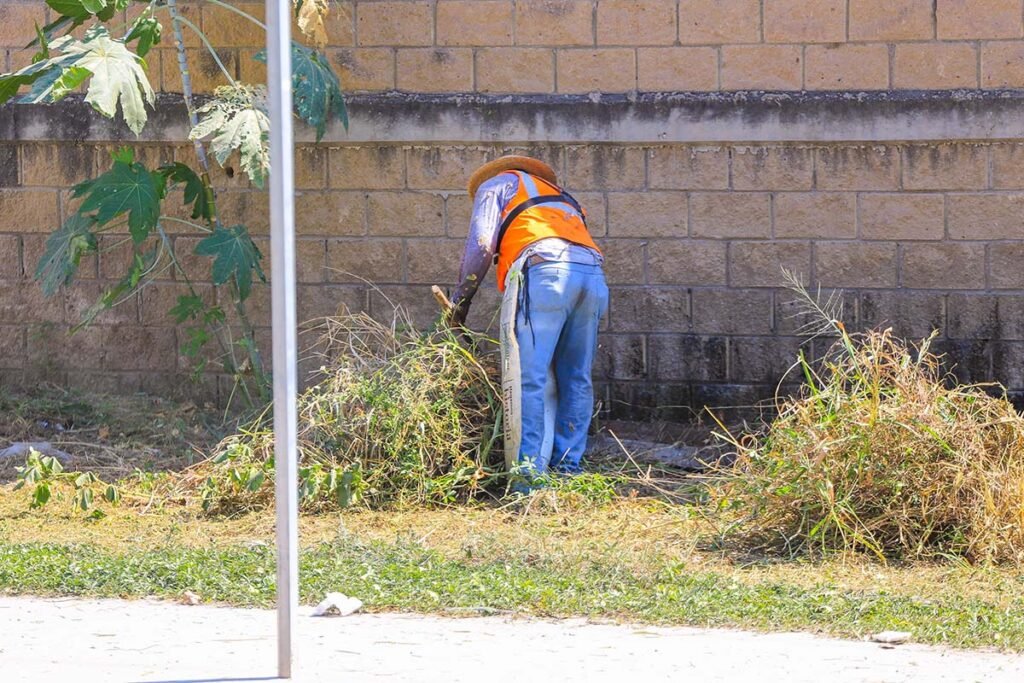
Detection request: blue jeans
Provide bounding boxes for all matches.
[515,261,609,479]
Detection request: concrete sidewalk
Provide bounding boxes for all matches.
[1,596,1022,682]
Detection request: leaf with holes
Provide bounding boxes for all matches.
[74,148,160,243]
[35,213,99,296]
[194,225,265,300]
[255,42,347,141]
[190,85,270,188]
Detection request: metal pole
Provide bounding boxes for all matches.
[267,0,298,679]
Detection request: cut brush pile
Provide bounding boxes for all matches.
[186,309,503,513]
[712,273,1024,563]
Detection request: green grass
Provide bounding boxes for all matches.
[3,539,1024,650]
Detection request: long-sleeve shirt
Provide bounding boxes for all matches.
[450,172,603,308]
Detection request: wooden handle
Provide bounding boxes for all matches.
[431,285,453,312]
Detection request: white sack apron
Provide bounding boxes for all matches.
[500,253,557,472]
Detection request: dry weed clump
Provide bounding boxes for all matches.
[190,308,503,513]
[712,277,1024,564]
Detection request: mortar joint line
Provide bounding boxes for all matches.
[429,0,438,47]
[634,47,639,92]
[887,43,896,90]
[984,242,992,292]
[759,0,765,43]
[675,0,680,45]
[553,48,559,92]
[986,143,994,190]
[800,44,806,90]
[845,0,850,42]
[896,242,904,288]
[976,40,982,89]
[715,45,722,91]
[809,240,817,287]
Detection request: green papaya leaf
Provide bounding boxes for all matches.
[126,13,161,58]
[194,225,266,300]
[33,0,132,47]
[104,484,120,504]
[74,148,160,243]
[78,486,94,511]
[32,23,50,62]
[35,213,98,296]
[170,294,206,324]
[0,56,73,106]
[245,468,265,492]
[255,42,348,141]
[23,64,91,103]
[203,306,226,325]
[182,327,212,358]
[80,0,108,14]
[338,469,354,507]
[73,247,158,331]
[45,0,131,25]
[31,482,52,509]
[46,0,91,21]
[155,162,212,222]
[190,85,270,188]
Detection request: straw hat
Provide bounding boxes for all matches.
[467,155,558,198]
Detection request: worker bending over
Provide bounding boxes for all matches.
[450,155,609,490]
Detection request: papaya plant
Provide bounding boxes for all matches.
[14,449,120,513]
[0,0,348,409]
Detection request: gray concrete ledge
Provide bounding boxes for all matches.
[5,89,1024,144]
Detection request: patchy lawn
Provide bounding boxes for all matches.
[3,491,1024,650]
[3,386,1024,651]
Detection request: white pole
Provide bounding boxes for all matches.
[266,0,299,679]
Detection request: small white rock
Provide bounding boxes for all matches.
[311,592,363,617]
[870,631,912,644]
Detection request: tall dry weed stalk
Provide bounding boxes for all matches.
[712,271,1024,563]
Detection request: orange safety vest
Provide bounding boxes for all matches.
[493,170,601,291]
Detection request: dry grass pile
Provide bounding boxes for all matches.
[188,308,503,513]
[712,278,1024,563]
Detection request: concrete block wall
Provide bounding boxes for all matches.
[4,136,1024,419]
[3,1,1024,419]
[7,1,1024,94]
